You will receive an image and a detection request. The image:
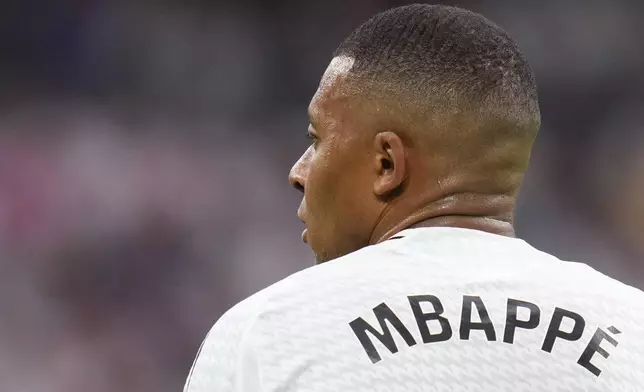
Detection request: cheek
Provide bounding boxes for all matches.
[304,149,336,213]
[306,145,370,222]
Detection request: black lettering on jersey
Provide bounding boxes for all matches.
[541,307,586,353]
[408,295,453,343]
[349,302,417,364]
[460,295,497,341]
[349,294,622,376]
[504,299,541,344]
[577,327,619,377]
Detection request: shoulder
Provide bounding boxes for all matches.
[217,241,397,328]
[559,260,644,303]
[244,243,388,309]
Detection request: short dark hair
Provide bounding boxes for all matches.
[334,4,540,139]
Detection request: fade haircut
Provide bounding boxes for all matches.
[333,4,540,145]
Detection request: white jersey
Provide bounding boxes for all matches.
[184,227,644,392]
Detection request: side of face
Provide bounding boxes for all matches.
[289,57,377,263]
[289,57,409,263]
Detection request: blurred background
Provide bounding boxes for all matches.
[0,0,642,390]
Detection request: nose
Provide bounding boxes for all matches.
[289,148,310,194]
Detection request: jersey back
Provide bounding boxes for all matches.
[184,227,644,392]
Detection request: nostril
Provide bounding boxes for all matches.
[293,181,305,193]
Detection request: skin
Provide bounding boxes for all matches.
[289,56,531,264]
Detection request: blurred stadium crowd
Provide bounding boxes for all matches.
[0,1,642,391]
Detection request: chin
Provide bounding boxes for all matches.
[311,248,332,265]
[311,246,353,265]
[308,233,365,264]
[312,249,329,265]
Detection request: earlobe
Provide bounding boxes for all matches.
[373,131,406,198]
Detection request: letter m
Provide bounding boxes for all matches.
[349,302,417,364]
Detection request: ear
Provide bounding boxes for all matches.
[373,131,406,197]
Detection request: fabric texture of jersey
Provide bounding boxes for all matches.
[184,227,644,391]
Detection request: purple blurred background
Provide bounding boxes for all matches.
[0,1,642,391]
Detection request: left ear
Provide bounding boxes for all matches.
[373,131,407,197]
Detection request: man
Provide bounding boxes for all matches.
[184,4,644,391]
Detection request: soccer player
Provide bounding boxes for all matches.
[184,5,644,391]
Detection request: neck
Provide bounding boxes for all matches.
[370,193,516,244]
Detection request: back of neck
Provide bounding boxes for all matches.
[370,192,517,244]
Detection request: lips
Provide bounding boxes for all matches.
[297,203,307,243]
